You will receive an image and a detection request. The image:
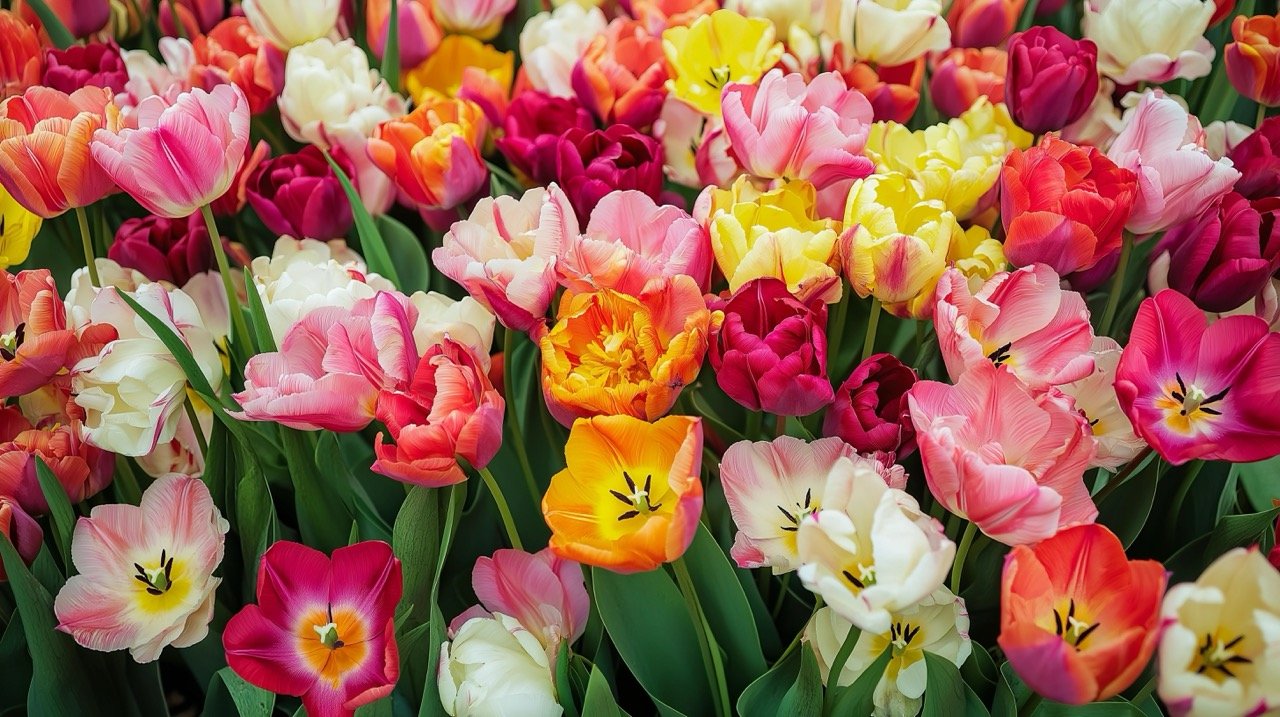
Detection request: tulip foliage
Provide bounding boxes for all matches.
[5,1,1280,717]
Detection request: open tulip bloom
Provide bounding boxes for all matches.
[10,1,1280,715]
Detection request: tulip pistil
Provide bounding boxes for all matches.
[777,489,817,533]
[841,563,877,591]
[0,322,24,361]
[1052,599,1099,649]
[704,66,731,90]
[314,605,346,650]
[133,549,175,595]
[1196,632,1251,679]
[610,471,662,521]
[888,621,921,654]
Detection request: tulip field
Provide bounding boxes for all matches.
[2,0,1280,715]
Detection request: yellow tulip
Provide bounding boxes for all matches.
[662,9,784,116]
[0,185,40,268]
[403,35,513,108]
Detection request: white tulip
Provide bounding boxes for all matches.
[439,613,563,717]
[724,0,821,36]
[408,292,496,370]
[278,38,408,148]
[518,4,607,98]
[1058,338,1146,470]
[831,0,951,67]
[1083,0,1215,85]
[242,0,340,50]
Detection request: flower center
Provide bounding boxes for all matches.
[133,549,175,595]
[1196,632,1252,680]
[841,562,877,592]
[610,471,663,521]
[704,65,732,90]
[314,607,346,649]
[1157,373,1229,433]
[0,322,25,361]
[777,488,817,533]
[888,621,921,655]
[987,342,1012,366]
[1052,599,1099,649]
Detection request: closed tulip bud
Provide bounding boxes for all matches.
[0,11,41,101]
[1230,116,1280,200]
[930,48,1006,120]
[246,146,353,241]
[109,213,214,286]
[0,497,39,581]
[366,0,442,70]
[1006,27,1100,134]
[1226,14,1280,107]
[823,353,918,457]
[41,41,129,96]
[947,0,1025,48]
[367,96,489,212]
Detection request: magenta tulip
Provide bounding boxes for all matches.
[1005,26,1099,135]
[246,145,354,241]
[823,353,918,457]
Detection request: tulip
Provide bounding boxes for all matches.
[41,41,128,96]
[433,0,516,40]
[573,18,668,129]
[0,86,122,218]
[827,50,924,124]
[0,185,39,268]
[560,189,711,294]
[373,339,505,486]
[0,269,96,399]
[452,548,589,655]
[0,11,40,100]
[1115,289,1280,465]
[54,475,228,662]
[404,292,496,370]
[242,0,340,49]
[721,69,874,215]
[654,95,742,188]
[823,353,918,457]
[91,85,249,219]
[1005,27,1100,135]
[189,18,287,116]
[13,0,109,38]
[720,436,905,573]
[662,9,784,115]
[935,264,1096,391]
[538,275,716,424]
[947,0,1024,48]
[806,590,970,716]
[633,0,718,33]
[710,277,834,416]
[1158,548,1280,716]
[224,541,402,717]
[246,146,353,241]
[524,124,665,224]
[0,407,114,515]
[1061,79,1125,151]
[723,0,817,35]
[435,185,575,333]
[278,38,408,149]
[929,48,1006,120]
[908,361,1098,545]
[1000,524,1166,704]
[1083,0,1215,84]
[1059,338,1147,469]
[1229,116,1280,200]
[402,35,513,124]
[796,455,954,633]
[1225,14,1280,107]
[828,0,950,67]
[109,214,215,286]
[520,3,608,98]
[137,406,207,479]
[1151,192,1280,313]
[1204,120,1253,159]
[1001,136,1136,279]
[367,96,488,212]
[366,0,440,71]
[439,613,561,717]
[494,90,595,182]
[705,178,842,303]
[1106,90,1240,236]
[157,0,222,35]
[543,414,703,573]
[0,497,40,581]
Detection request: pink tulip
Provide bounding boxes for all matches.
[908,361,1098,546]
[721,69,874,217]
[433,0,516,38]
[434,185,576,333]
[1106,90,1241,236]
[450,548,590,652]
[935,264,1096,391]
[224,540,402,717]
[372,338,504,486]
[0,496,40,582]
[233,292,417,432]
[559,190,712,295]
[91,85,250,218]
[54,474,229,662]
[1115,289,1280,465]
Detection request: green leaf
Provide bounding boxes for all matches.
[280,427,350,552]
[828,647,893,716]
[1205,505,1280,558]
[354,697,394,717]
[20,0,74,47]
[922,652,966,717]
[205,668,275,717]
[592,566,712,717]
[316,432,392,541]
[0,614,34,712]
[235,459,277,592]
[34,456,76,571]
[581,665,625,717]
[784,416,816,440]
[394,486,441,628]
[380,0,400,92]
[964,684,992,717]
[960,642,999,702]
[377,215,430,293]
[738,649,800,717]
[323,149,401,287]
[1238,456,1280,512]
[777,646,822,717]
[683,525,768,691]
[556,641,580,717]
[242,267,277,353]
[1096,459,1161,548]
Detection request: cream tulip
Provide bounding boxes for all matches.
[438,613,563,717]
[518,4,607,98]
[278,38,408,148]
[1083,0,1216,85]
[832,0,951,67]
[242,0,341,50]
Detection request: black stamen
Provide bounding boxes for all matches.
[1224,634,1245,650]
[623,471,636,492]
[617,510,640,521]
[1203,386,1230,405]
[609,489,633,506]
[1176,373,1188,395]
[1075,623,1100,647]
[777,505,797,524]
[842,570,864,589]
[1054,609,1063,636]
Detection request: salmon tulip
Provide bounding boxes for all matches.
[0,11,40,101]
[1227,13,1280,106]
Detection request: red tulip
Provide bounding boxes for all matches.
[0,496,39,581]
[823,353,918,457]
[495,90,594,182]
[0,406,114,516]
[1006,26,1100,135]
[1229,116,1280,200]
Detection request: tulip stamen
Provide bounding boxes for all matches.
[1196,632,1252,679]
[0,322,25,360]
[615,471,661,521]
[705,66,731,90]
[888,621,921,654]
[1052,599,1100,649]
[987,343,1012,366]
[133,548,175,595]
[777,489,817,533]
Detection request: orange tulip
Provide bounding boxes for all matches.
[828,47,925,124]
[543,414,703,573]
[190,17,286,116]
[402,35,512,123]
[0,11,41,101]
[0,86,121,218]
[1226,14,1280,107]
[999,524,1167,704]
[367,96,489,211]
[537,274,719,426]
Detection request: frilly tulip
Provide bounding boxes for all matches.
[277,38,408,149]
[0,11,40,100]
[1151,192,1280,313]
[246,146,354,241]
[537,275,717,424]
[0,497,40,581]
[494,90,595,181]
[1083,0,1215,84]
[929,48,1006,120]
[372,339,505,486]
[573,18,668,129]
[439,613,560,717]
[0,185,40,268]
[189,18,286,116]
[0,269,91,399]
[41,41,128,95]
[367,96,488,212]
[54,475,228,663]
[242,0,340,49]
[1107,90,1240,236]
[91,85,249,219]
[366,0,441,70]
[661,9,784,115]
[559,189,711,294]
[1115,289,1280,465]
[823,353,919,457]
[452,548,589,654]
[1005,27,1100,135]
[947,0,1025,48]
[402,35,513,124]
[710,277,834,416]
[433,0,516,40]
[0,86,122,218]
[1000,136,1136,279]
[999,524,1166,704]
[830,0,951,67]
[543,415,703,573]
[224,541,402,717]
[1227,13,1280,107]
[524,124,665,224]
[908,361,1098,546]
[520,4,609,99]
[0,407,114,516]
[1229,116,1280,200]
[435,184,576,333]
[13,0,109,38]
[826,49,925,125]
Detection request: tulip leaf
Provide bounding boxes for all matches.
[19,0,74,48]
[592,566,713,717]
[380,0,400,93]
[205,667,275,717]
[555,641,580,717]
[34,456,76,572]
[1096,459,1161,548]
[314,431,391,540]
[778,646,823,716]
[1205,504,1280,558]
[922,652,967,717]
[582,665,625,717]
[827,646,892,716]
[737,648,800,717]
[280,427,351,553]
[683,524,768,690]
[235,459,278,599]
[0,614,34,712]
[393,486,441,629]
[322,149,401,288]
[1237,455,1280,512]
[377,215,430,293]
[960,642,1000,702]
[241,267,277,353]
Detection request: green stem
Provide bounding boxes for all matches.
[827,286,850,370]
[75,207,100,287]
[1099,232,1134,336]
[745,409,763,442]
[822,621,863,712]
[1018,692,1044,717]
[183,399,209,459]
[861,299,882,362]
[949,521,978,594]
[1016,0,1040,31]
[199,205,253,354]
[503,329,542,506]
[1259,102,1269,129]
[1129,676,1156,706]
[672,557,731,717]
[478,465,524,550]
[1092,447,1155,504]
